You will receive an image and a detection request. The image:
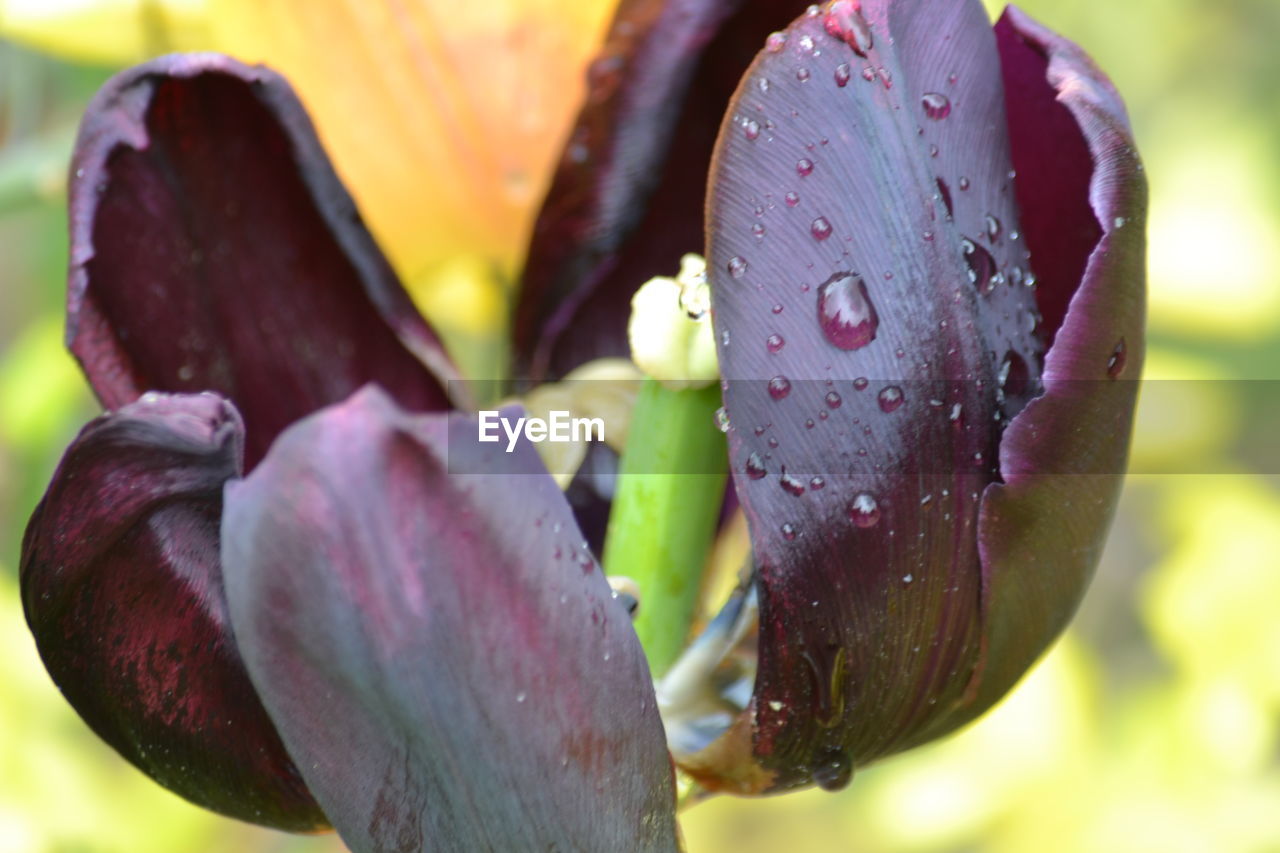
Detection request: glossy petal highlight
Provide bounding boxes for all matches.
[222,387,679,852]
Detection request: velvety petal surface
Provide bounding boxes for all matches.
[221,387,679,852]
[963,6,1146,720]
[702,0,1048,792]
[20,393,326,831]
[514,0,813,382]
[68,53,458,469]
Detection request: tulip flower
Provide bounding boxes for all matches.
[19,0,1144,849]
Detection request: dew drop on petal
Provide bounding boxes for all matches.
[834,63,851,87]
[811,216,833,241]
[797,157,815,177]
[848,492,881,528]
[877,385,904,412]
[817,272,878,351]
[921,92,951,119]
[823,0,873,56]
[1107,337,1127,378]
[743,118,761,141]
[785,191,801,207]
[825,391,843,409]
[727,256,749,279]
[767,333,786,354]
[746,452,768,480]
[780,471,806,496]
[985,213,1002,242]
[768,375,792,400]
[766,31,788,53]
[781,522,798,541]
[812,747,854,791]
[853,376,869,391]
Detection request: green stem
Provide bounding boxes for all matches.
[602,379,728,677]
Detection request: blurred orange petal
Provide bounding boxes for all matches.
[207,0,614,294]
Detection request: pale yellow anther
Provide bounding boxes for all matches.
[628,254,719,390]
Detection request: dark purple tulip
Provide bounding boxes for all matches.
[685,1,1144,793]
[19,0,1144,844]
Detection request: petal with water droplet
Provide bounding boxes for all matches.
[222,387,679,851]
[68,54,458,469]
[20,393,326,830]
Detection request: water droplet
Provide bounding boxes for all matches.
[985,213,1002,242]
[902,573,914,584]
[809,476,826,490]
[834,63,851,87]
[958,176,971,191]
[781,522,798,540]
[928,143,939,158]
[877,385,904,413]
[771,302,784,314]
[746,452,768,480]
[796,66,811,82]
[1107,337,1127,378]
[758,77,771,94]
[877,67,892,88]
[768,375,792,400]
[727,256,749,279]
[752,222,766,239]
[796,157,815,177]
[1113,216,1126,229]
[825,391,843,409]
[848,492,881,527]
[743,118,761,141]
[785,191,801,207]
[780,470,806,496]
[817,272,878,350]
[810,216,833,241]
[853,376,869,391]
[823,0,873,55]
[766,31,788,53]
[960,237,997,292]
[714,407,731,433]
[798,34,816,54]
[766,333,786,353]
[516,691,527,703]
[921,92,951,119]
[935,177,953,219]
[949,403,963,423]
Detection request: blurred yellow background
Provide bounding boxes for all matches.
[2,0,1278,851]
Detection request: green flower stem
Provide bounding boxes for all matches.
[602,378,728,677]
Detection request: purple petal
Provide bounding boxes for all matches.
[221,388,679,851]
[514,0,813,382]
[701,0,1050,792]
[68,54,459,469]
[962,6,1146,720]
[20,393,326,830]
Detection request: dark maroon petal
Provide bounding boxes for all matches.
[221,387,679,852]
[68,54,459,469]
[962,6,1146,720]
[701,0,1047,792]
[513,0,813,382]
[20,393,326,831]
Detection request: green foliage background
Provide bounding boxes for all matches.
[2,1,1278,851]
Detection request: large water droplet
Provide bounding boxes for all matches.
[743,119,760,141]
[848,492,881,527]
[785,191,801,207]
[766,31,788,53]
[745,452,768,480]
[768,375,792,400]
[780,470,806,496]
[727,256,749,279]
[877,385,904,412]
[960,237,997,292]
[810,216,833,241]
[834,63,851,87]
[823,0,873,55]
[796,157,815,177]
[817,272,878,351]
[853,376,869,391]
[812,747,854,791]
[1107,337,1127,378]
[921,92,951,119]
[825,391,843,409]
[766,333,786,354]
